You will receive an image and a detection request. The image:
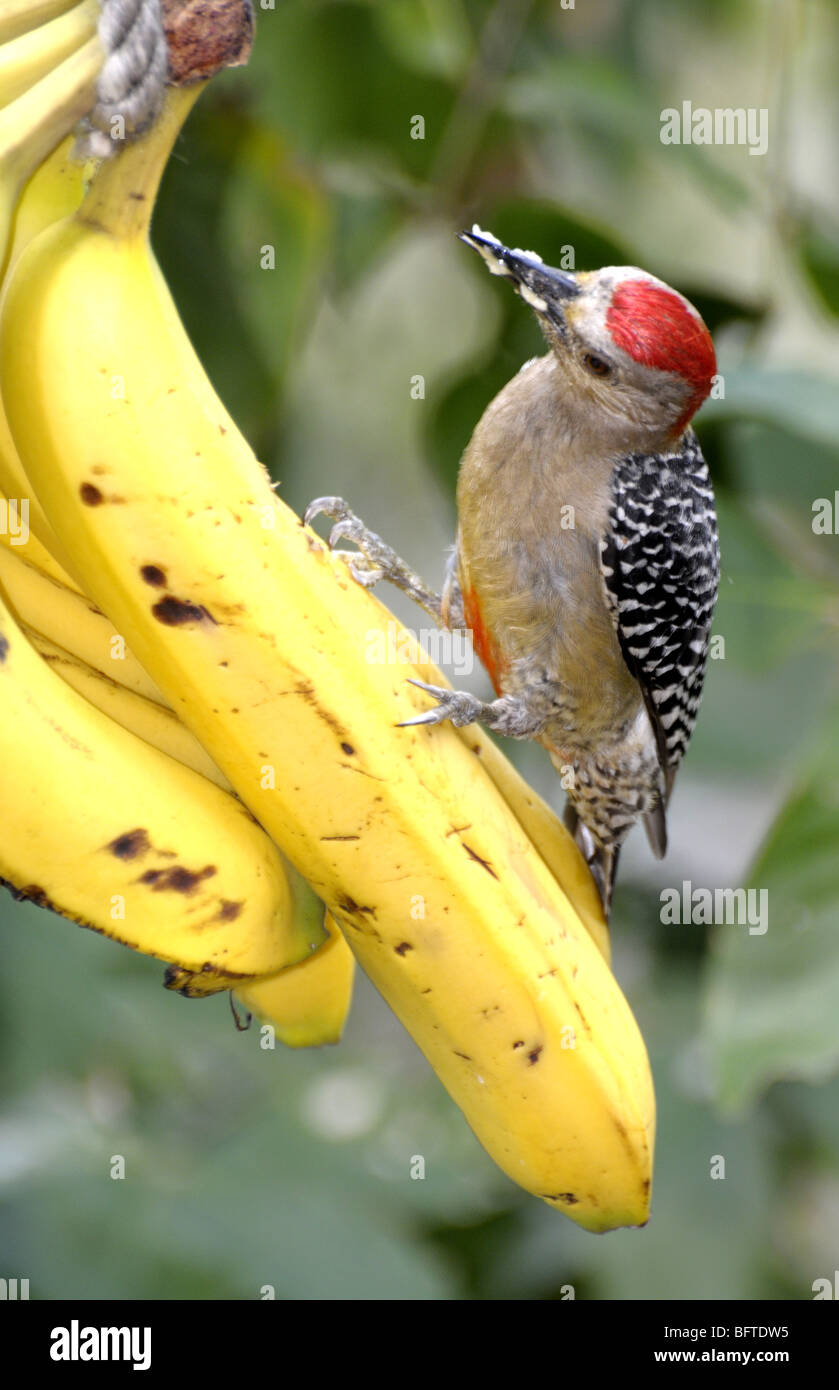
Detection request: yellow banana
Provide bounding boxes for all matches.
[0,62,609,971]
[21,625,356,1045]
[6,134,89,278]
[24,625,233,787]
[0,495,81,589]
[0,131,91,569]
[0,0,78,45]
[419,695,610,960]
[0,512,610,963]
[0,0,98,107]
[0,481,609,957]
[0,405,65,562]
[0,586,326,992]
[1,85,653,1229]
[0,35,101,272]
[0,94,611,963]
[0,542,166,701]
[2,533,357,1045]
[234,913,355,1048]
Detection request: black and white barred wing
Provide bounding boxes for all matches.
[599,431,720,795]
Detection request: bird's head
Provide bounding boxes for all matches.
[460,226,716,447]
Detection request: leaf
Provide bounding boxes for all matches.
[800,217,839,318]
[245,2,454,178]
[704,364,839,451]
[504,57,749,209]
[703,705,839,1111]
[375,0,473,80]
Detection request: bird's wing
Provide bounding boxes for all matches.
[598,430,720,808]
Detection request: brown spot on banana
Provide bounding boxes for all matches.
[216,899,243,921]
[163,959,253,997]
[152,595,217,626]
[138,864,217,894]
[106,828,151,860]
[462,843,498,878]
[0,878,55,909]
[140,564,167,587]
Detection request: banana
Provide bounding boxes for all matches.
[0,499,609,966]
[0,557,546,1055]
[0,495,81,589]
[0,403,67,564]
[458,726,610,959]
[234,912,354,1047]
[21,629,356,1045]
[1,534,357,1045]
[0,36,101,272]
[6,134,89,280]
[0,129,91,570]
[0,0,79,45]
[1,85,653,1229]
[0,92,611,963]
[25,625,233,787]
[0,0,98,107]
[0,585,327,991]
[0,542,166,701]
[0,488,609,960]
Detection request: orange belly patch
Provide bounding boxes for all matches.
[462,586,504,695]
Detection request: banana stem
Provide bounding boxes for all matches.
[0,0,99,108]
[0,0,77,45]
[79,83,206,240]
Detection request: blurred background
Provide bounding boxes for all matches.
[2,0,839,1299]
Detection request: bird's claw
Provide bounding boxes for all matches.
[325,517,359,549]
[399,678,482,729]
[304,497,392,588]
[303,495,353,529]
[330,551,385,587]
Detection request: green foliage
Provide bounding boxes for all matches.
[705,707,839,1111]
[3,0,839,1300]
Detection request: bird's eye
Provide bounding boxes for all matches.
[583,353,612,377]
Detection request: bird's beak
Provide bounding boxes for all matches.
[459,227,579,322]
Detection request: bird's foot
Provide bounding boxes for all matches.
[304,496,443,622]
[400,680,546,737]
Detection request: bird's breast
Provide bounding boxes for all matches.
[456,385,642,738]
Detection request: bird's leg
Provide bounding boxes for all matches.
[306,500,552,738]
[303,496,444,626]
[399,680,547,737]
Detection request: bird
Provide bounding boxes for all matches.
[305,226,720,916]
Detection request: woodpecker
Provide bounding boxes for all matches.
[306,227,720,914]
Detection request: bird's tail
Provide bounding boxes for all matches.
[563,802,620,921]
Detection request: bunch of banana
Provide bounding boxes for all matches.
[0,3,656,1230]
[0,6,355,1045]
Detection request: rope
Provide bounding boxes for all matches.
[78,0,169,158]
